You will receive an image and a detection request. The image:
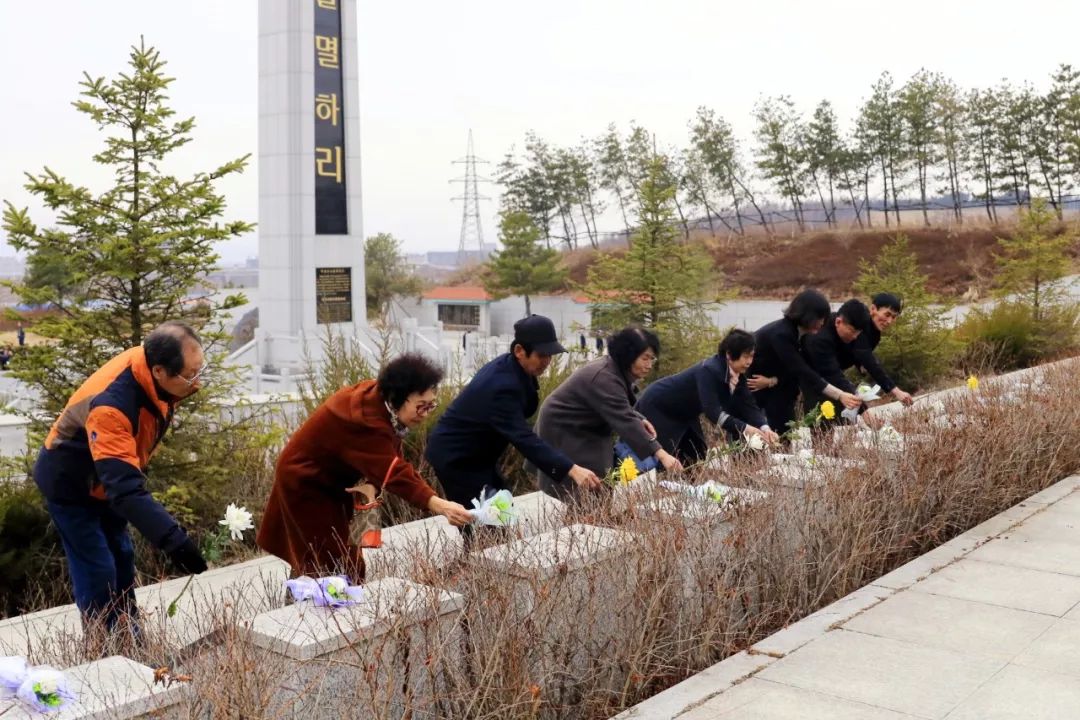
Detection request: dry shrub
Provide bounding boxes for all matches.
[8,363,1080,719]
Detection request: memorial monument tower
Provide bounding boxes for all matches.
[255,0,366,377]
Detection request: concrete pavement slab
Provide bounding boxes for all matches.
[1012,618,1080,678]
[966,533,1080,577]
[676,678,919,719]
[910,558,1080,617]
[942,663,1080,720]
[842,590,1056,659]
[757,630,1005,719]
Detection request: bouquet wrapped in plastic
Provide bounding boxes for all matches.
[0,657,76,713]
[284,575,364,608]
[660,480,736,507]
[468,488,519,527]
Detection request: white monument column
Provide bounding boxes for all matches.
[257,0,366,374]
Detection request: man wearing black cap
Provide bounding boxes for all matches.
[801,299,877,424]
[426,315,601,514]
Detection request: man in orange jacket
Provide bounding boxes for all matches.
[34,321,209,637]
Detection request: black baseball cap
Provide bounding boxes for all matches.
[513,315,566,355]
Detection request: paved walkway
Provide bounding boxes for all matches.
[621,475,1080,719]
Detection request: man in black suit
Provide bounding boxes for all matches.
[802,299,877,423]
[426,315,601,509]
[853,293,914,406]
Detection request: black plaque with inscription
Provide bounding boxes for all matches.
[314,0,348,234]
[315,267,353,324]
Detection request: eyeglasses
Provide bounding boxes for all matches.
[413,398,439,415]
[179,363,210,387]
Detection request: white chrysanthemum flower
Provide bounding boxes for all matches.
[322,576,348,599]
[219,503,254,541]
[878,425,903,445]
[17,665,74,712]
[746,433,766,451]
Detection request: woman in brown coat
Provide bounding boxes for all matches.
[257,354,472,578]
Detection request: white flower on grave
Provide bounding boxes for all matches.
[0,655,27,697]
[793,427,811,440]
[659,480,731,506]
[313,575,364,607]
[705,484,727,503]
[322,576,348,600]
[219,503,254,541]
[878,425,903,445]
[285,575,363,608]
[17,665,75,712]
[746,433,766,451]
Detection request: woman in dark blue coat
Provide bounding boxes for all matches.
[636,329,780,463]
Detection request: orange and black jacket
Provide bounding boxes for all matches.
[34,346,188,551]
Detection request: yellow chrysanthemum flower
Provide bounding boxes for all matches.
[820,401,836,420]
[618,457,639,486]
[966,375,979,391]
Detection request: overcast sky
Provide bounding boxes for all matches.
[1,0,1078,263]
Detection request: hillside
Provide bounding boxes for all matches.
[456,224,1079,302]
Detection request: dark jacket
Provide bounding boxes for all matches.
[747,317,831,431]
[258,381,436,577]
[802,314,867,413]
[749,318,828,395]
[425,353,574,504]
[803,314,859,394]
[636,355,768,456]
[535,356,659,491]
[34,346,187,552]
[851,324,897,393]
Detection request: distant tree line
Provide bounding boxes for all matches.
[497,65,1080,248]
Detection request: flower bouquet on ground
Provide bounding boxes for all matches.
[0,657,76,713]
[852,423,905,452]
[660,479,730,506]
[284,575,364,608]
[468,488,519,527]
[705,430,768,466]
[658,480,765,511]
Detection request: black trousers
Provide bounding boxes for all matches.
[754,383,799,434]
